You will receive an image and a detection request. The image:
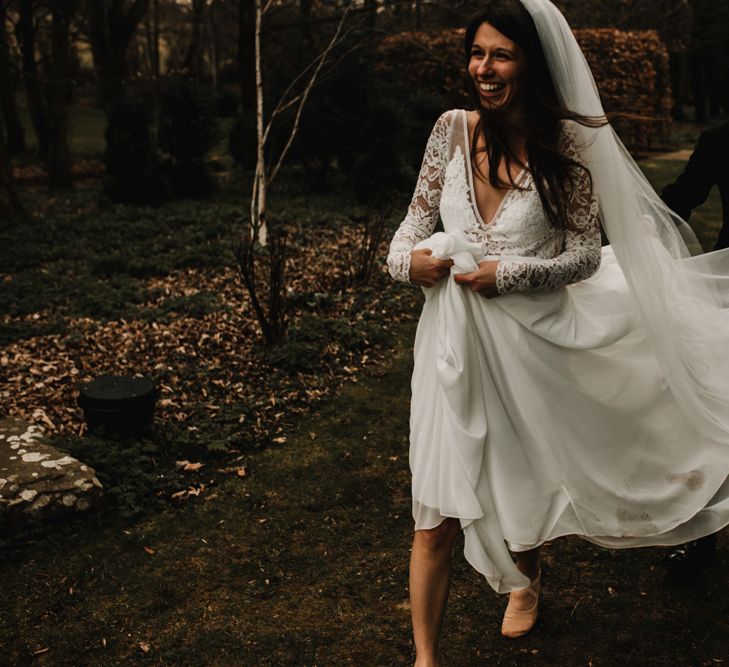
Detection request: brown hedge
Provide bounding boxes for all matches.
[377,28,672,149]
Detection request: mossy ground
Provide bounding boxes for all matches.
[1,138,727,665]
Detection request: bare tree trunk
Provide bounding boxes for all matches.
[299,0,313,51]
[183,0,207,79]
[152,0,160,79]
[0,3,26,155]
[208,0,220,93]
[46,0,81,189]
[253,0,265,244]
[17,0,49,158]
[0,117,26,222]
[238,0,255,111]
[89,0,151,109]
[236,1,352,344]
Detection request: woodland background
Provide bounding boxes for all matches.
[1,1,729,665]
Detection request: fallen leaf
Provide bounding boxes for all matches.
[175,460,204,472]
[144,546,155,555]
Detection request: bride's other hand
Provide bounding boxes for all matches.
[454,261,500,298]
[409,249,454,287]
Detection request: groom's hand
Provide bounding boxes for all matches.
[409,249,454,287]
[454,261,500,298]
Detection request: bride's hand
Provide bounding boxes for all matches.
[409,249,454,287]
[453,261,500,298]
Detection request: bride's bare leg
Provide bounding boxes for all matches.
[511,547,541,608]
[410,518,461,667]
[515,547,540,580]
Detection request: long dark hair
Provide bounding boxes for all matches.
[465,0,605,231]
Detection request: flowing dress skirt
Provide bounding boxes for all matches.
[410,246,729,593]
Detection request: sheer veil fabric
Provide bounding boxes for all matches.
[390,0,729,595]
[520,0,729,444]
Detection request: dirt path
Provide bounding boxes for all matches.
[650,149,693,161]
[2,328,729,666]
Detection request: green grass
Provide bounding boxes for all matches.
[14,95,107,158]
[639,158,724,250]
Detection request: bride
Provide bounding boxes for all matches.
[387,0,729,662]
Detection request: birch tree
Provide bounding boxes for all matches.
[233,0,352,345]
[249,0,350,246]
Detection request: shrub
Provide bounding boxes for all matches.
[102,95,172,206]
[575,29,672,148]
[158,77,220,198]
[376,28,672,149]
[215,89,240,118]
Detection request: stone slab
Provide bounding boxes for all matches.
[0,418,103,528]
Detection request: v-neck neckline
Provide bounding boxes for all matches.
[462,109,527,229]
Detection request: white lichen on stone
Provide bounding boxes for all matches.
[31,472,38,477]
[10,443,19,450]
[0,479,6,490]
[20,489,38,502]
[61,494,76,507]
[40,456,76,469]
[22,452,50,463]
[9,456,17,460]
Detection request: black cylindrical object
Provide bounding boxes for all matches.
[78,375,158,434]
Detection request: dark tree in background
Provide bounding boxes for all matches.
[87,0,152,109]
[16,0,50,159]
[0,115,25,221]
[238,0,254,110]
[0,2,26,155]
[688,0,729,122]
[46,0,81,189]
[556,0,728,121]
[182,0,206,80]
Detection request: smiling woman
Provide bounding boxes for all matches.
[386,0,729,664]
[468,23,528,111]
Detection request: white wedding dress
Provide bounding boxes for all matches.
[387,109,729,594]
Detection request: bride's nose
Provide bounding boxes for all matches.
[477,57,494,77]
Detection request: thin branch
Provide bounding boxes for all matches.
[262,23,366,145]
[267,3,352,184]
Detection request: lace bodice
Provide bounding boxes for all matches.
[387,109,601,295]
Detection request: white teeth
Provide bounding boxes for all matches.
[479,82,504,92]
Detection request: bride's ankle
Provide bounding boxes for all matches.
[516,561,540,581]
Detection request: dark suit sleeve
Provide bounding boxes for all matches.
[661,131,717,222]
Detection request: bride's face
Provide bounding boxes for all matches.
[468,22,529,114]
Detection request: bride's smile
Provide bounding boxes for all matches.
[468,22,528,114]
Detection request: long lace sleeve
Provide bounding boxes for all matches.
[387,111,455,283]
[495,125,601,295]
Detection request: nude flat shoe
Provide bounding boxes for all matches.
[501,568,541,638]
